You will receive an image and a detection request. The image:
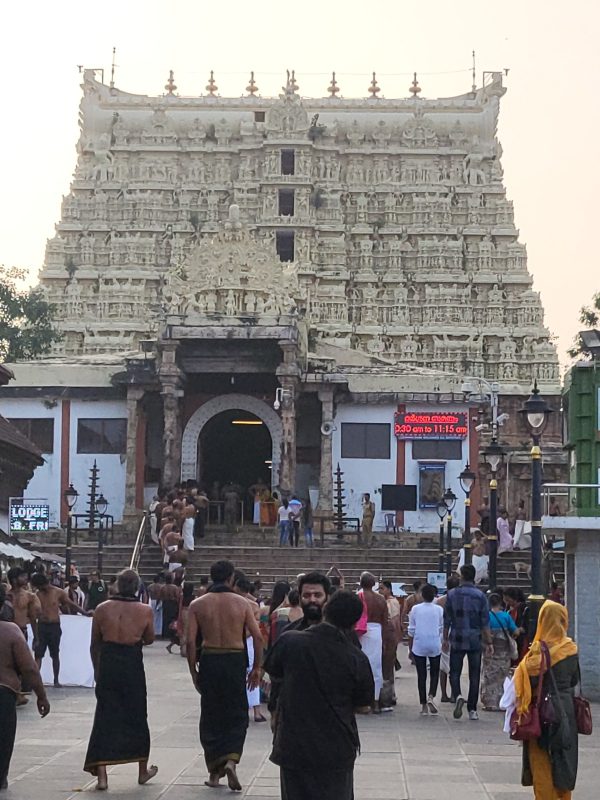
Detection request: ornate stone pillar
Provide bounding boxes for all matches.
[158,340,184,488]
[124,386,145,518]
[317,386,334,514]
[276,341,301,495]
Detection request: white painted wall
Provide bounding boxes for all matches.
[69,400,127,523]
[332,401,471,533]
[332,404,397,531]
[0,397,62,526]
[0,397,128,526]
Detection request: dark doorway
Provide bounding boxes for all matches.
[198,409,272,518]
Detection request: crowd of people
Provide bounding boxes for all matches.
[0,551,582,799]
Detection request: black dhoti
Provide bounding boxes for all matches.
[280,767,354,800]
[197,648,248,774]
[84,642,150,774]
[0,688,17,787]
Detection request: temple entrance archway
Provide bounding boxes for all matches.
[198,410,272,505]
[180,394,283,489]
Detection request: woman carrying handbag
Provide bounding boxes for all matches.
[514,601,582,799]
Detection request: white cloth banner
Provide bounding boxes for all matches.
[360,622,383,701]
[28,615,95,688]
[246,636,260,707]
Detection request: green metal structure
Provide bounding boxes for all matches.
[564,359,600,515]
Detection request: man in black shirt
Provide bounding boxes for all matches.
[264,590,374,800]
[86,571,107,611]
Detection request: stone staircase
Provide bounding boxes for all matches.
[29,527,564,593]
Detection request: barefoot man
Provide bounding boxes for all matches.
[0,584,50,791]
[83,569,157,791]
[187,560,263,792]
[30,573,89,687]
[6,567,40,701]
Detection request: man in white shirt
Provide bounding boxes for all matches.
[407,583,444,715]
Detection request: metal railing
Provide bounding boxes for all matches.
[542,483,600,516]
[129,513,148,571]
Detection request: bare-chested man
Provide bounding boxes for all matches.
[83,569,157,790]
[359,571,390,711]
[233,571,266,722]
[187,560,263,792]
[160,522,182,567]
[0,584,50,790]
[30,573,89,687]
[6,567,40,701]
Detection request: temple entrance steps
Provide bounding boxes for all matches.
[29,537,562,595]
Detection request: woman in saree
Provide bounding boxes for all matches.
[481,594,517,711]
[514,600,580,800]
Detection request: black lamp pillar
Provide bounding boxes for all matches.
[95,492,108,574]
[459,464,477,566]
[443,488,457,579]
[520,382,552,638]
[63,483,79,581]
[436,501,446,573]
[483,440,504,589]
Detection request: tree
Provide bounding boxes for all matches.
[0,266,61,361]
[568,292,600,358]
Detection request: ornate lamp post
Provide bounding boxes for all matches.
[63,483,79,581]
[519,382,552,637]
[459,464,477,565]
[442,488,457,578]
[436,500,447,572]
[482,439,505,589]
[95,493,108,574]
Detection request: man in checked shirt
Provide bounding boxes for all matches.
[443,564,492,721]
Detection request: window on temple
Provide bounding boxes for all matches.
[412,440,463,460]
[281,149,295,175]
[278,189,295,216]
[254,111,265,122]
[276,231,295,262]
[77,418,127,454]
[341,423,391,459]
[8,418,54,453]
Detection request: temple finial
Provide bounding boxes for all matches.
[327,71,340,98]
[246,71,258,96]
[409,72,421,97]
[206,70,218,96]
[368,72,380,98]
[110,46,117,89]
[165,70,177,96]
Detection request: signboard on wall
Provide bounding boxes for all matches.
[9,498,50,536]
[418,464,445,508]
[394,411,468,440]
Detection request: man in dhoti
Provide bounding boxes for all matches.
[361,493,375,547]
[187,559,263,791]
[83,569,157,791]
[265,590,374,800]
[358,571,389,712]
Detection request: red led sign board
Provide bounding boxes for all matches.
[394,411,468,440]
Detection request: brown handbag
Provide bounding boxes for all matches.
[510,644,550,741]
[574,666,593,735]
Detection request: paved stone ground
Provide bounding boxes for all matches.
[6,643,599,799]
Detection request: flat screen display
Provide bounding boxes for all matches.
[381,484,417,511]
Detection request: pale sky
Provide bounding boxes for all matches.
[1,0,598,367]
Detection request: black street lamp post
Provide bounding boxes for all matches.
[63,483,79,581]
[483,439,505,589]
[459,464,477,565]
[95,493,108,574]
[519,382,552,638]
[436,500,447,573]
[443,488,457,579]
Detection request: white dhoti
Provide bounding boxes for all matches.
[360,622,383,701]
[151,599,163,634]
[182,518,195,551]
[246,636,260,707]
[458,548,489,584]
[514,520,532,550]
[253,500,261,525]
[149,513,159,545]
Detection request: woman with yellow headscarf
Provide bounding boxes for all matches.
[514,600,579,799]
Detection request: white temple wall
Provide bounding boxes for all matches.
[332,401,471,533]
[69,400,127,524]
[0,398,62,527]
